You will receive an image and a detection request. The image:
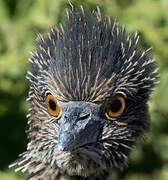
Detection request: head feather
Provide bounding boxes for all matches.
[27,6,158,103]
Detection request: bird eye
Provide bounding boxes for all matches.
[46,94,61,117]
[105,95,125,119]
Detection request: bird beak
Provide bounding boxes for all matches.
[57,102,102,151]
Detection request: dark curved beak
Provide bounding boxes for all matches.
[57,102,102,151]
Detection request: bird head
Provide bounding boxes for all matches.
[10,6,159,179]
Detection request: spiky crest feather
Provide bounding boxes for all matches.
[26,6,158,103]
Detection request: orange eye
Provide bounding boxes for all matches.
[105,95,125,119]
[46,94,61,117]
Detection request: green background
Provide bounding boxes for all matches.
[0,0,168,179]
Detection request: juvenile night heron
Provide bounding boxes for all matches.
[10,6,159,180]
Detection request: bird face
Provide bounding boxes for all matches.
[10,6,158,179]
[47,94,127,153]
[29,91,147,177]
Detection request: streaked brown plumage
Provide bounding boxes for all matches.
[10,6,159,180]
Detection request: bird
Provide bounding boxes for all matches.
[10,6,159,180]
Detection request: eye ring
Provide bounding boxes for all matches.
[46,94,61,118]
[105,95,125,119]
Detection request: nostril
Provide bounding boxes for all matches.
[78,113,90,120]
[64,115,68,119]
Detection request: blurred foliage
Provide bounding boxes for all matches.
[0,170,23,180]
[0,0,168,179]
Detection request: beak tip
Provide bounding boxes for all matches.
[58,135,74,151]
[58,143,74,151]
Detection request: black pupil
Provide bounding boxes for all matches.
[49,99,56,111]
[110,99,122,113]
